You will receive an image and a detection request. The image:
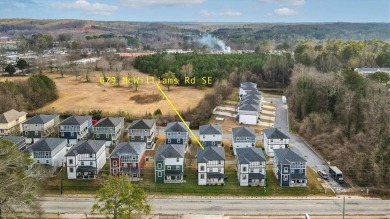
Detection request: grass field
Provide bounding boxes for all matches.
[34,70,211,116]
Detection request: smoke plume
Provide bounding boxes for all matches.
[197,33,231,53]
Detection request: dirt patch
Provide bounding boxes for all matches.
[130,94,163,104]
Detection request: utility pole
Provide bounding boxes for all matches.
[342,196,345,219]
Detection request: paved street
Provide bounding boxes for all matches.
[39,196,390,216]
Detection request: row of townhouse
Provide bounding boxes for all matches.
[238,82,263,125]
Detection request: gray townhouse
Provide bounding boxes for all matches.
[236,147,266,187]
[273,148,307,187]
[21,114,60,144]
[199,124,223,147]
[128,119,156,149]
[197,146,225,185]
[94,117,125,146]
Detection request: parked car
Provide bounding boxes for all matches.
[317,170,328,180]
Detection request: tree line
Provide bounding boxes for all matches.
[287,65,389,193]
[0,75,58,113]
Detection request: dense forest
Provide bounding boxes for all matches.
[0,75,58,113]
[287,65,389,191]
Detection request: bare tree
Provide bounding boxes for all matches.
[97,58,110,83]
[114,61,123,87]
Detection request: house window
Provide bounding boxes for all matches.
[242,175,246,180]
[242,166,247,172]
[24,131,28,135]
[141,136,144,140]
[37,160,40,163]
[177,139,180,143]
[176,158,179,162]
[176,166,180,170]
[61,132,64,137]
[131,136,134,140]
[212,141,215,146]
[71,132,74,137]
[35,131,38,135]
[106,134,109,138]
[200,174,205,179]
[291,169,295,174]
[132,163,136,167]
[203,135,205,138]
[46,160,49,164]
[90,154,93,158]
[200,166,205,171]
[283,175,288,181]
[283,167,288,173]
[113,161,118,167]
[218,160,221,164]
[299,169,303,174]
[96,134,100,138]
[157,163,162,169]
[144,129,148,132]
[270,146,273,149]
[168,139,171,143]
[158,171,162,177]
[113,169,117,175]
[69,167,74,173]
[270,139,273,143]
[218,168,221,172]
[69,159,73,165]
[90,162,93,166]
[81,162,84,165]
[167,166,171,170]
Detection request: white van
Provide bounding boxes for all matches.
[317,170,328,180]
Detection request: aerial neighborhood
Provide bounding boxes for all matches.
[0,81,319,189]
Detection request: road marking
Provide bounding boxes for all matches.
[155,83,204,150]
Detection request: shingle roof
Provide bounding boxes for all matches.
[23,114,58,125]
[60,116,91,126]
[241,98,260,105]
[110,142,146,157]
[274,148,306,165]
[236,147,266,164]
[197,147,225,163]
[242,94,261,101]
[199,124,222,135]
[0,109,27,123]
[232,127,256,137]
[238,103,258,111]
[154,144,185,160]
[29,138,66,152]
[94,117,124,127]
[246,90,263,96]
[165,121,190,133]
[1,135,25,145]
[263,128,290,139]
[128,119,156,129]
[241,85,258,91]
[240,82,257,88]
[249,173,265,179]
[65,140,106,156]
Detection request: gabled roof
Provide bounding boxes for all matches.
[240,82,257,88]
[263,128,290,139]
[232,127,256,137]
[60,116,91,126]
[23,114,58,125]
[0,109,27,123]
[199,124,222,135]
[128,119,156,129]
[165,121,190,133]
[241,98,260,105]
[242,94,261,101]
[110,142,146,158]
[241,85,258,91]
[246,90,263,96]
[65,140,106,156]
[274,148,306,165]
[29,138,66,152]
[154,144,185,161]
[236,147,266,164]
[94,117,124,127]
[238,103,258,111]
[197,147,225,163]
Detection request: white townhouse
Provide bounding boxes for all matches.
[65,140,106,179]
[263,128,290,157]
[236,147,266,187]
[199,124,223,147]
[238,103,259,125]
[232,126,256,155]
[197,147,225,185]
[27,138,67,170]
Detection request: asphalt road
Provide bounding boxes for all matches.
[39,196,390,216]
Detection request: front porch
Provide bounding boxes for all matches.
[206,172,225,185]
[248,173,265,186]
[76,166,97,179]
[164,170,184,183]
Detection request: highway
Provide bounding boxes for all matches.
[39,196,390,216]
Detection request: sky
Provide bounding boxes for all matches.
[0,0,389,23]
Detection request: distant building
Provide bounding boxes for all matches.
[58,116,93,148]
[0,109,27,136]
[128,119,156,149]
[26,138,67,171]
[164,121,190,146]
[0,135,26,150]
[354,67,390,77]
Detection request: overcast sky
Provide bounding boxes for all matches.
[0,0,389,23]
